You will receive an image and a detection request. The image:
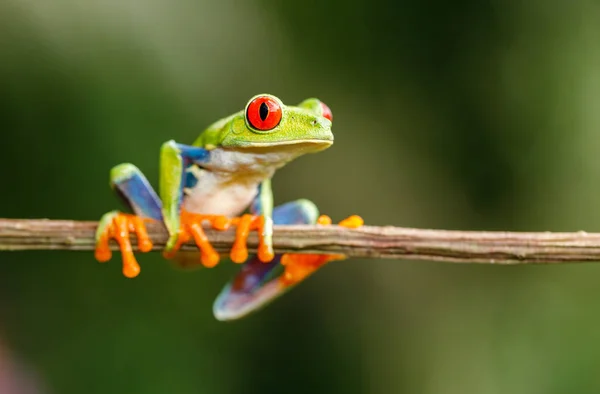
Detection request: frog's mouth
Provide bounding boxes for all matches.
[238,138,333,154]
[207,138,333,172]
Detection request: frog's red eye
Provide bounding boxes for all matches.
[320,102,333,122]
[246,96,282,131]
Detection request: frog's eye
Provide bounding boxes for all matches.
[246,96,282,131]
[320,102,333,122]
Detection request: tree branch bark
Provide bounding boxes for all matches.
[1,218,600,264]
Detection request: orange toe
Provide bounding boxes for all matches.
[230,214,254,263]
[317,214,364,228]
[188,220,220,268]
[229,214,274,264]
[317,215,332,225]
[131,216,153,252]
[257,243,275,263]
[94,230,113,262]
[94,213,153,278]
[338,215,364,228]
[166,211,276,267]
[121,252,141,278]
[254,215,274,263]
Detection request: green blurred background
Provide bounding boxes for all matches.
[1,0,600,393]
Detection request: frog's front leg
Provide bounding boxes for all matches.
[227,178,276,264]
[213,198,363,321]
[94,163,163,277]
[159,142,275,268]
[95,140,212,277]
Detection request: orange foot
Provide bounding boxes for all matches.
[279,214,364,286]
[95,212,154,278]
[163,210,275,268]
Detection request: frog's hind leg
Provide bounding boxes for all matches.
[95,163,163,277]
[213,199,323,321]
[110,163,164,220]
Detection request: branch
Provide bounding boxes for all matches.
[1,218,600,264]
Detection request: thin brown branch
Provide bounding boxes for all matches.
[0,218,600,264]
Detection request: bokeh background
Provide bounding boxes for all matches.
[1,0,600,393]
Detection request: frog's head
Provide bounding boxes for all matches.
[197,94,334,154]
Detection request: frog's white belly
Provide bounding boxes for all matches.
[182,170,262,217]
[180,147,298,217]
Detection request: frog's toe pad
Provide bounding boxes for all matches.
[94,212,153,278]
[338,215,364,228]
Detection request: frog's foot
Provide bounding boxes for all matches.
[229,213,275,264]
[94,211,154,278]
[315,214,364,228]
[163,211,275,268]
[280,214,364,286]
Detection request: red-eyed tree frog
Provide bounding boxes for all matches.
[94,94,363,320]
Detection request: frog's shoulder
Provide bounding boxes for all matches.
[193,112,242,148]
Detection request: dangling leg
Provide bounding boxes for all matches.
[280,214,363,285]
[213,198,363,321]
[213,199,316,320]
[94,163,163,278]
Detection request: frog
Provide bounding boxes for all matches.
[94,94,363,320]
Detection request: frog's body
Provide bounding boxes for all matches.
[95,94,362,321]
[182,154,271,217]
[182,143,326,216]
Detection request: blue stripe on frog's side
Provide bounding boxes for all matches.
[176,142,211,163]
[184,168,199,190]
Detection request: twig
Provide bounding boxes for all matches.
[1,218,600,265]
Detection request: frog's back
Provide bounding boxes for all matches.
[192,112,241,149]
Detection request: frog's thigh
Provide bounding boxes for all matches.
[271,199,320,225]
[110,163,163,220]
[211,199,320,321]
